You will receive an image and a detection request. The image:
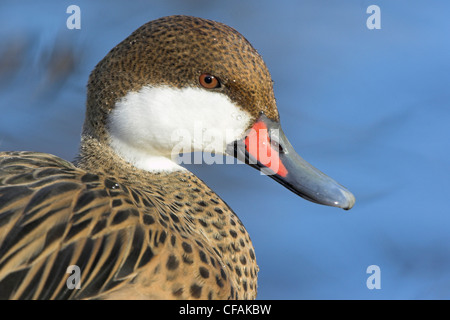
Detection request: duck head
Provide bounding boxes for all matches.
[83,15,355,210]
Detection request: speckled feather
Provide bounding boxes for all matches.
[0,151,258,299]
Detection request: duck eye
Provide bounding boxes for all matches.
[199,73,221,89]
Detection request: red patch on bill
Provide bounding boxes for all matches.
[244,121,288,177]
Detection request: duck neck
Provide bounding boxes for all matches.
[75,131,184,178]
[75,133,259,299]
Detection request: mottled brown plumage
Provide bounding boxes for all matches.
[0,150,257,299]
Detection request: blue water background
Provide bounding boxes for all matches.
[1,0,449,299]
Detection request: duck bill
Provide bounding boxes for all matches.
[227,114,355,210]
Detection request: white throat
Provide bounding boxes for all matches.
[108,86,251,172]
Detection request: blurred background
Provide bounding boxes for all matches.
[1,0,449,299]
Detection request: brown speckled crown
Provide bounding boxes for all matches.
[85,15,279,142]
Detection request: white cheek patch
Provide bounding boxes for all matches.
[108,86,251,172]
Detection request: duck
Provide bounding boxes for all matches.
[0,15,355,300]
